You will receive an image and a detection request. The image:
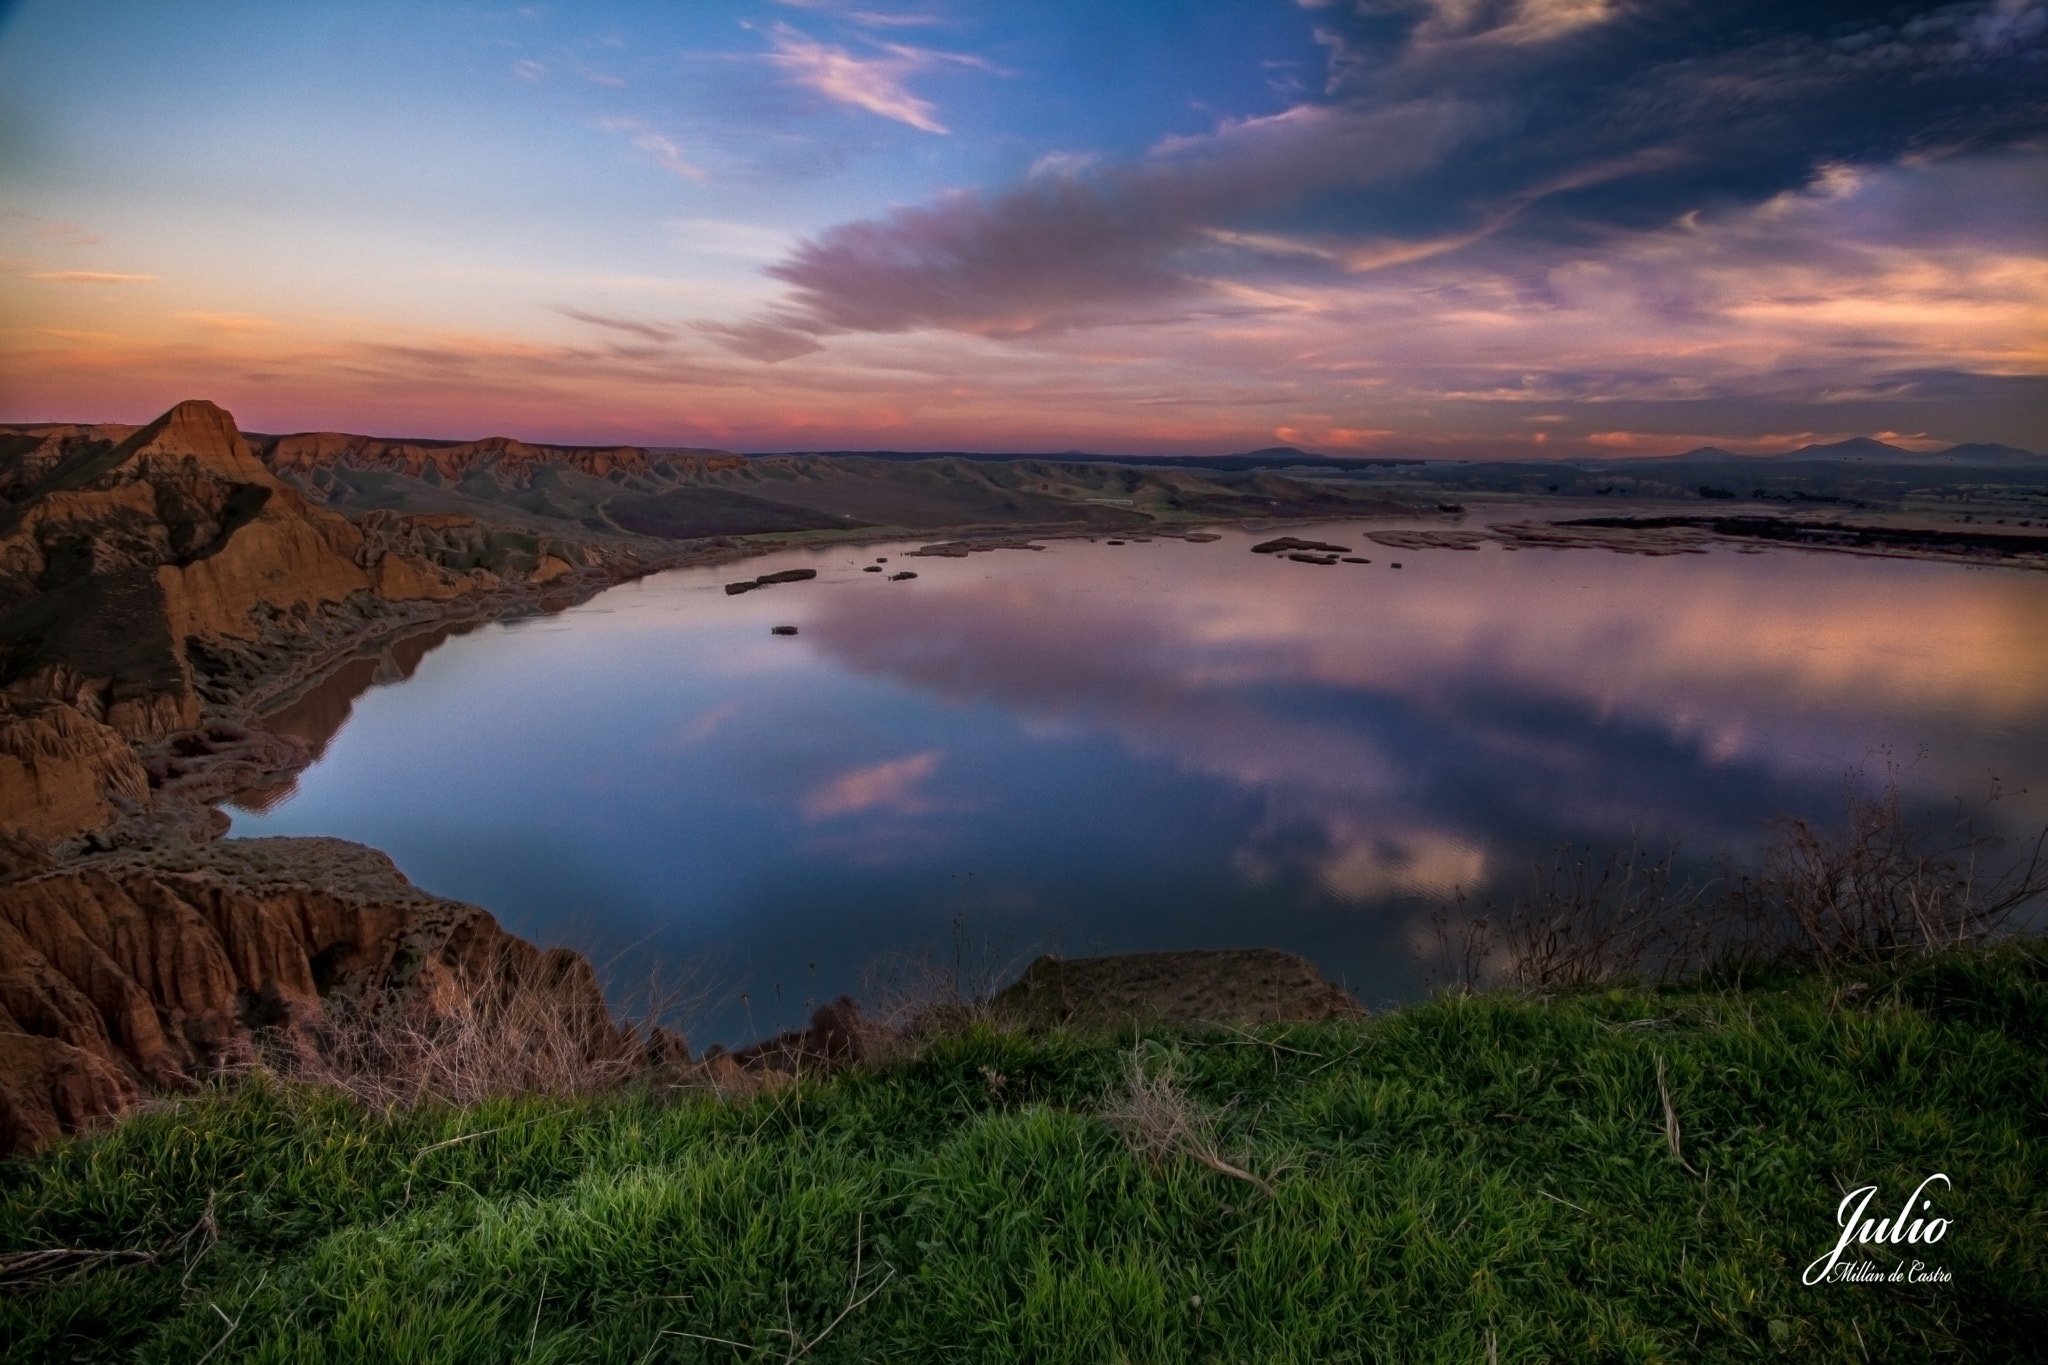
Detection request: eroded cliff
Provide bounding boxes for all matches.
[0,836,633,1155]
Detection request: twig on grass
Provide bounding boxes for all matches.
[1656,1054,1701,1177]
[656,1214,895,1362]
[193,1270,266,1365]
[0,1246,156,1289]
[784,1264,896,1362]
[660,1329,760,1354]
[177,1190,220,1288]
[0,1192,224,1294]
[528,1266,548,1361]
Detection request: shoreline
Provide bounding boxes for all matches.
[7,404,2047,1155]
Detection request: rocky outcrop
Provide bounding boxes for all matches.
[0,423,142,505]
[0,837,633,1155]
[0,696,152,844]
[991,949,1365,1032]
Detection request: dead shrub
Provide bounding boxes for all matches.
[1100,1047,1273,1197]
[293,942,660,1108]
[1498,840,1709,991]
[1424,840,1710,994]
[1733,781,2048,968]
[1424,779,2048,992]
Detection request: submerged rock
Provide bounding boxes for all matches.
[1251,536,1349,555]
[1366,530,1486,551]
[727,567,819,596]
[907,537,1045,558]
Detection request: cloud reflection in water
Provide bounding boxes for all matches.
[232,523,2048,1039]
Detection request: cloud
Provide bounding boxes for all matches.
[558,308,676,342]
[177,312,274,332]
[630,131,707,181]
[1407,0,1618,48]
[770,0,947,28]
[761,22,988,133]
[665,218,797,262]
[725,0,2048,348]
[3,213,101,246]
[694,317,825,362]
[512,59,548,82]
[595,117,710,181]
[9,149,2037,455]
[657,701,739,751]
[803,750,941,820]
[25,271,156,284]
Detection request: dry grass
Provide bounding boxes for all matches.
[857,907,1034,1049]
[281,943,676,1109]
[1099,1046,1274,1198]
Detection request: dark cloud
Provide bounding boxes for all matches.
[718,0,2046,353]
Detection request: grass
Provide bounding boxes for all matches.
[3,942,2044,1362]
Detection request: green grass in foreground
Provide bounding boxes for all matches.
[3,944,2046,1363]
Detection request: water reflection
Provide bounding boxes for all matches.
[227,621,479,812]
[229,520,2048,1043]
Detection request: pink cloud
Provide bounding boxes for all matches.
[762,23,990,134]
[803,750,941,821]
[25,271,156,284]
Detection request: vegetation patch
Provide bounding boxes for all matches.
[4,941,2045,1362]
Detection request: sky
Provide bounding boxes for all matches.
[0,0,2043,457]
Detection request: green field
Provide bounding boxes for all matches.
[4,943,2044,1363]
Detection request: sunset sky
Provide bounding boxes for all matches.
[1,0,2042,456]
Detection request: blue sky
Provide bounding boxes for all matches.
[2,0,2043,454]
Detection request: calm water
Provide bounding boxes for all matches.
[231,516,2048,1044]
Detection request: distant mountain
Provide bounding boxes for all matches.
[1668,437,2043,466]
[758,445,1423,471]
[1935,442,2044,465]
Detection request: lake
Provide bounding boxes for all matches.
[229,515,2048,1045]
